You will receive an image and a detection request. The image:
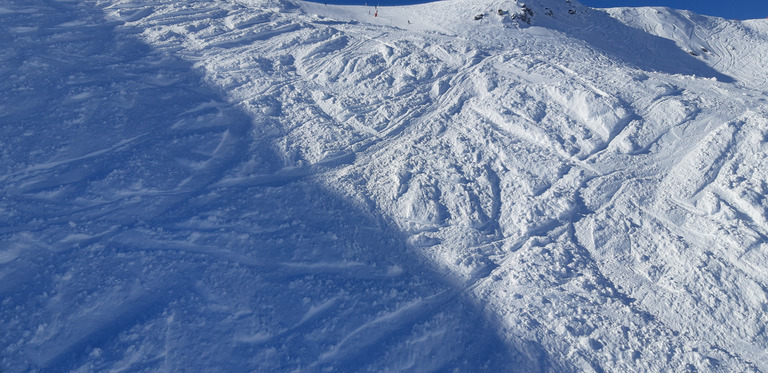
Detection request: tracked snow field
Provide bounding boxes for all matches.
[2,0,768,371]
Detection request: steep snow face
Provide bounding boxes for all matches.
[603,6,768,90]
[2,0,768,371]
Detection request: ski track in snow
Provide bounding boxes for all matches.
[2,0,768,371]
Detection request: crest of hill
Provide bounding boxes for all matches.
[299,0,736,81]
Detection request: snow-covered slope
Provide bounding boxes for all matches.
[2,0,768,371]
[605,6,768,90]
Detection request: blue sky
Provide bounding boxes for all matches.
[307,0,768,20]
[579,0,768,20]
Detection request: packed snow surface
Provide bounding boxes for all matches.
[2,0,768,371]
